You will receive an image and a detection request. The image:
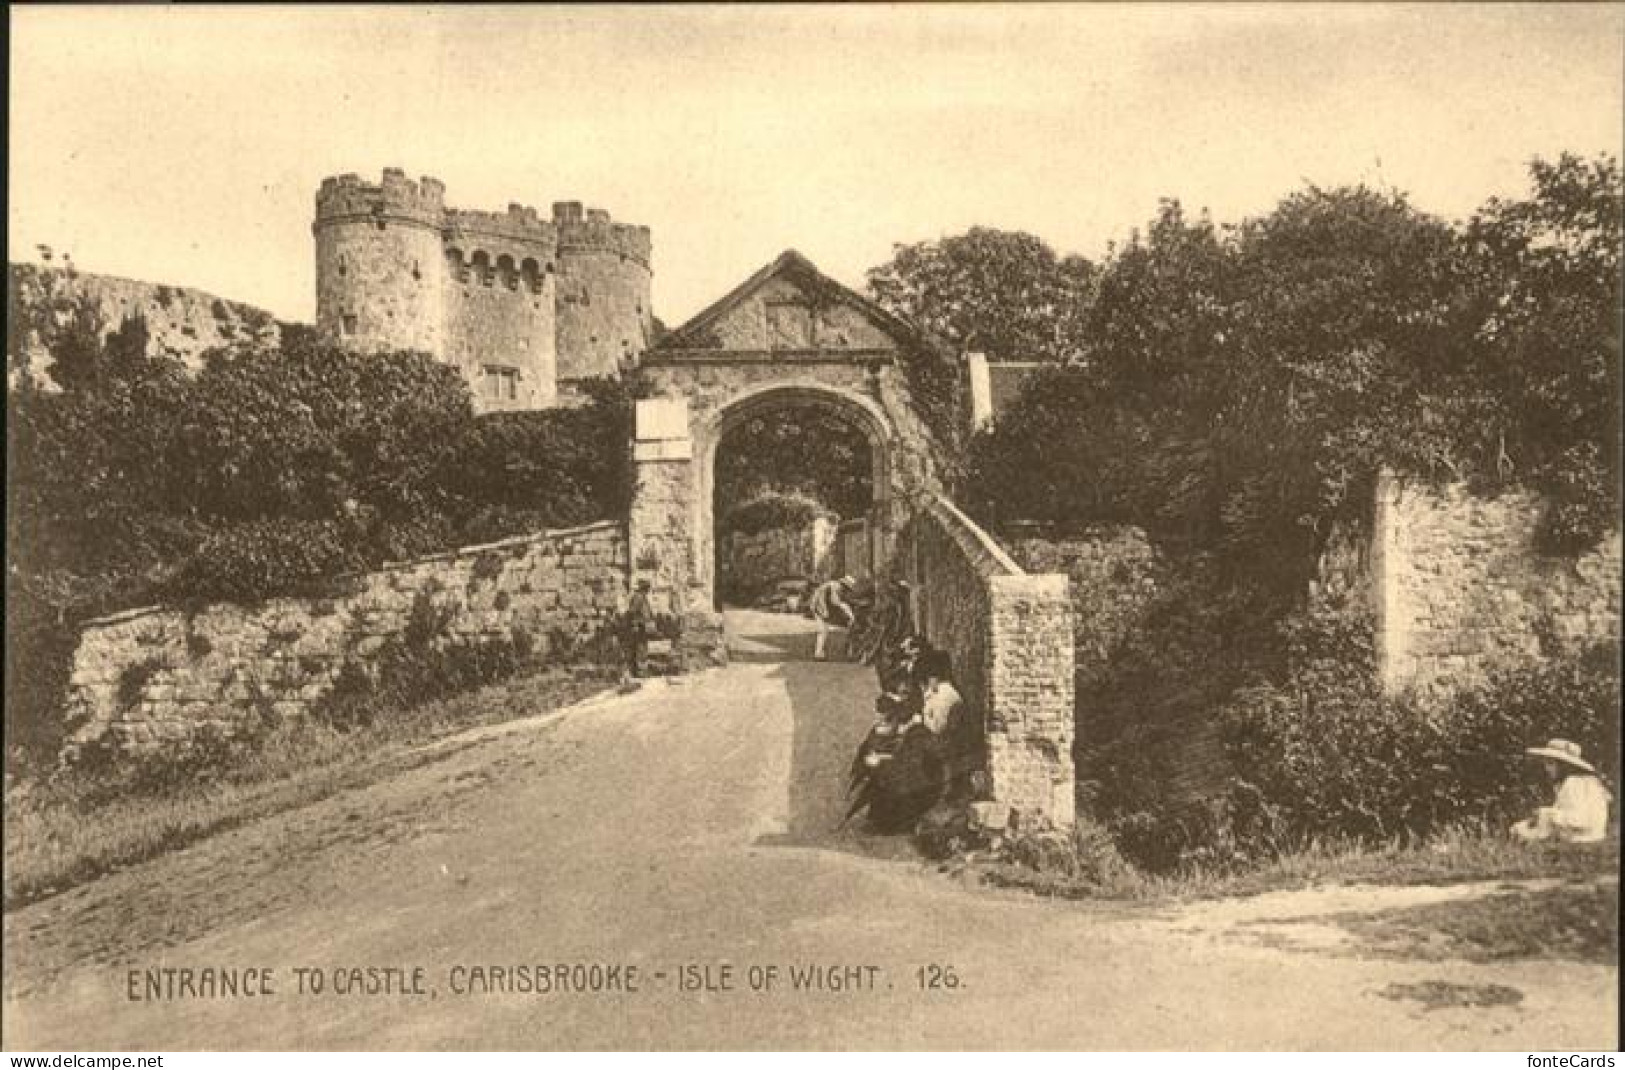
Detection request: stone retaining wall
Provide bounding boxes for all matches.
[902,496,1074,828]
[64,521,627,753]
[1364,474,1621,694]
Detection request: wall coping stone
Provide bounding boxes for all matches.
[926,494,1025,577]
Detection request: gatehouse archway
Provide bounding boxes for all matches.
[626,250,940,617]
[706,385,883,607]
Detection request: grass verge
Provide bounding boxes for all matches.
[959,819,1618,963]
[3,664,618,911]
[969,820,1619,902]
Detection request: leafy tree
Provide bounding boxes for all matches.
[967,159,1621,868]
[866,228,1096,477]
[867,227,1095,364]
[1463,153,1623,550]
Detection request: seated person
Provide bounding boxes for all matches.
[916,649,978,803]
[847,692,912,798]
[860,579,913,670]
[863,711,944,834]
[1512,738,1613,844]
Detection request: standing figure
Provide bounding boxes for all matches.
[808,574,857,661]
[1512,738,1613,844]
[622,579,655,678]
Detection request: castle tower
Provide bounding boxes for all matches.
[553,202,653,383]
[314,169,448,356]
[313,170,650,411]
[441,202,559,410]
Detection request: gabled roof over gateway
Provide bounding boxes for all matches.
[650,249,921,359]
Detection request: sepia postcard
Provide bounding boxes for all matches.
[4,3,1621,1053]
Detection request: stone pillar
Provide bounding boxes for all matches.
[986,573,1076,828]
[629,397,695,615]
[628,396,728,668]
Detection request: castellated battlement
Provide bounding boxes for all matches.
[553,201,653,267]
[314,168,446,230]
[443,205,557,249]
[315,170,651,410]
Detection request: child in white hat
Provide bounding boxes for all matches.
[1512,739,1613,844]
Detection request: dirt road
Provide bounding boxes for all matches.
[3,611,1616,1050]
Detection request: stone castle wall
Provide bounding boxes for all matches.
[443,251,557,411]
[64,522,627,754]
[313,171,649,411]
[903,496,1074,828]
[1362,474,1621,695]
[553,204,654,383]
[9,263,280,381]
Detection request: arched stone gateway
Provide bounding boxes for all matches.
[627,250,1075,828]
[629,250,941,614]
[699,382,892,600]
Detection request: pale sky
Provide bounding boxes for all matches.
[10,4,1624,326]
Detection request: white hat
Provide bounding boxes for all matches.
[1524,738,1596,774]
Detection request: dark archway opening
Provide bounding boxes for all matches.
[712,403,874,610]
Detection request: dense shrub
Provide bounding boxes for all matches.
[1103,619,1621,873]
[713,406,874,523]
[960,159,1619,872]
[444,376,636,542]
[163,518,369,603]
[6,310,637,771]
[1226,638,1620,841]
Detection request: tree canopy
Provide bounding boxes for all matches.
[865,228,1096,474]
[969,155,1621,574]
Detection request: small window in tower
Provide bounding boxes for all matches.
[337,256,348,278]
[482,365,520,402]
[412,260,421,282]
[375,219,387,232]
[342,314,358,336]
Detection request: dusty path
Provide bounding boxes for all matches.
[3,611,1616,1050]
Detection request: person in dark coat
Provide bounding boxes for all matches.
[622,579,654,677]
[864,714,945,833]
